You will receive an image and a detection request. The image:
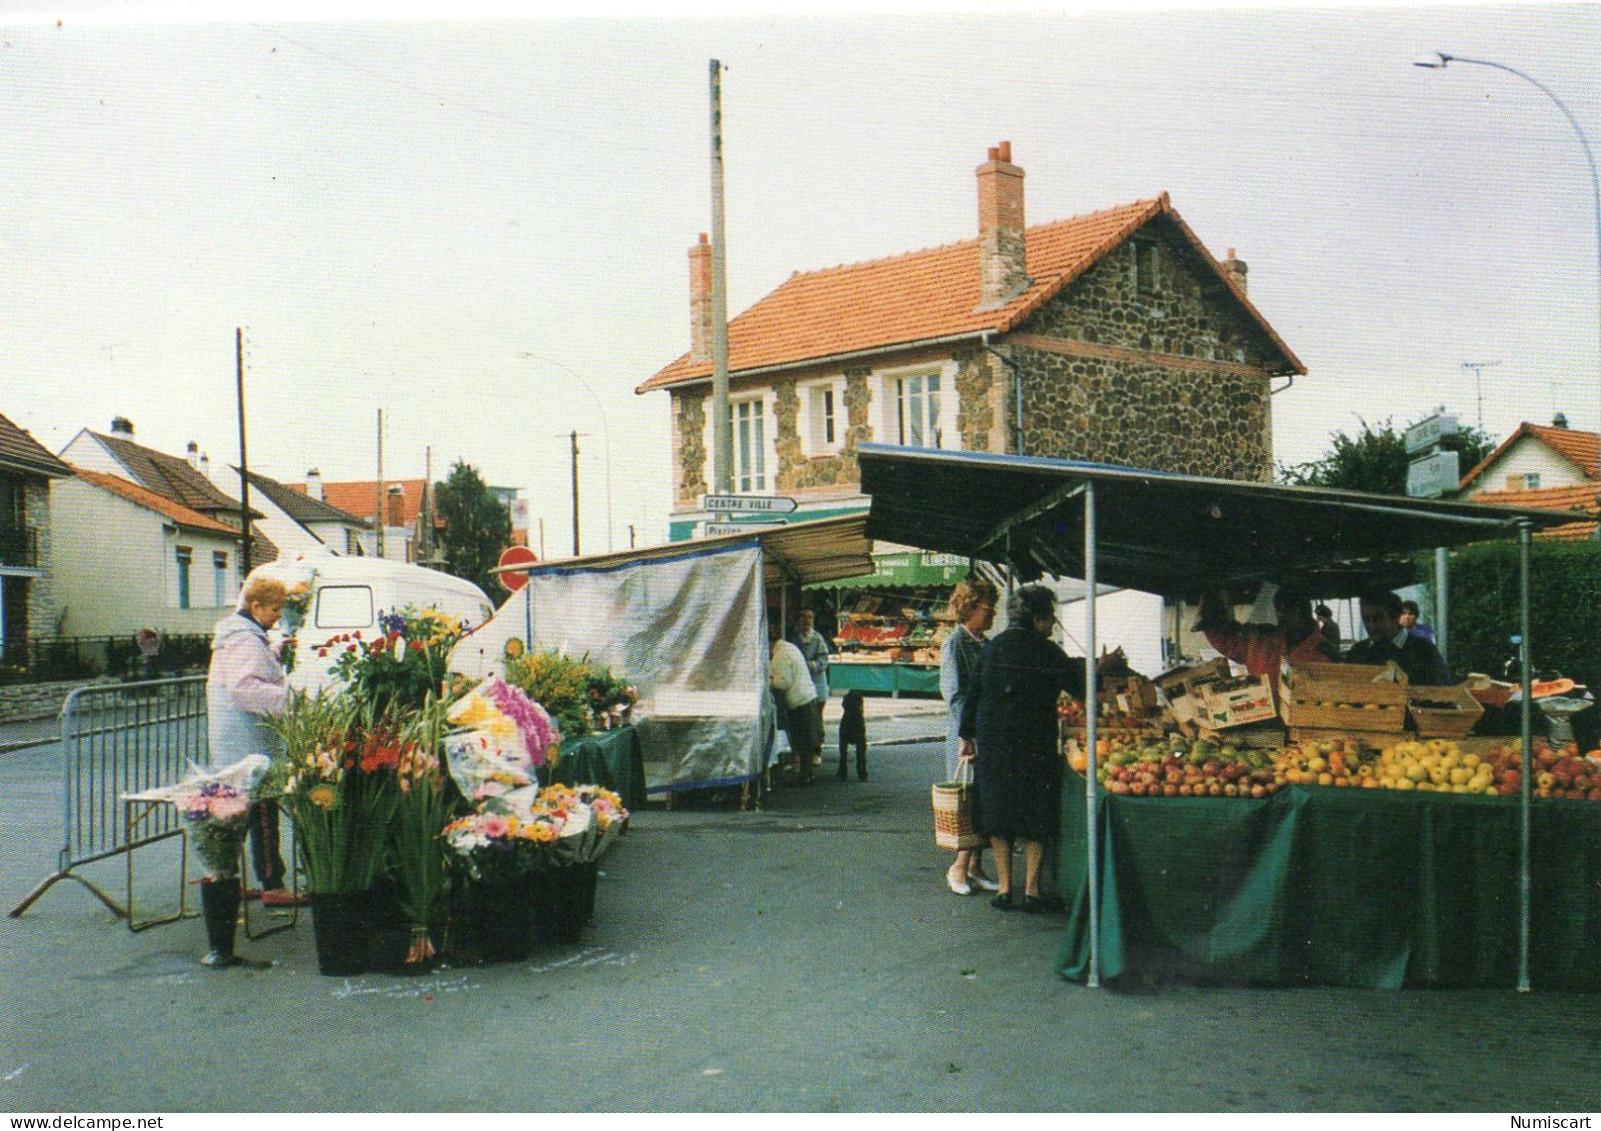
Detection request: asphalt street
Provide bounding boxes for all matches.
[0,706,1596,1113]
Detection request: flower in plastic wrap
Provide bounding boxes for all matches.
[156,755,269,878]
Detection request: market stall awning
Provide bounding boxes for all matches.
[805,546,972,590]
[494,514,874,589]
[857,445,1582,597]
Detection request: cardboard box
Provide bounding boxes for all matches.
[1282,665,1409,732]
[1196,673,1279,730]
[1407,683,1486,738]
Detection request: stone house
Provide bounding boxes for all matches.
[1457,417,1599,541]
[639,142,1305,540]
[0,413,72,660]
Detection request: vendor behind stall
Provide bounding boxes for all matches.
[1194,583,1338,696]
[1346,588,1454,686]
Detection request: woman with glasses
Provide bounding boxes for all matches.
[940,576,1001,895]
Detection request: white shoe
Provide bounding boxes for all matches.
[967,873,1000,893]
[946,866,972,896]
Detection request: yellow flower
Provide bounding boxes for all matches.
[308,783,339,810]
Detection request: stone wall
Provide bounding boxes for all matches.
[1013,217,1275,481]
[674,390,708,502]
[24,479,56,642]
[0,676,111,724]
[772,367,875,493]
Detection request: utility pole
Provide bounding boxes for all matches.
[571,429,582,557]
[421,445,433,563]
[709,58,732,493]
[235,327,252,576]
[375,409,385,559]
[1462,360,1502,431]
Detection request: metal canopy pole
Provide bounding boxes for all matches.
[1517,520,1533,993]
[1084,479,1101,988]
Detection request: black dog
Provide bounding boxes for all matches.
[837,689,868,781]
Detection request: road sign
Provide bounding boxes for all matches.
[1405,413,1459,455]
[496,544,540,592]
[702,521,785,537]
[701,494,798,515]
[1406,449,1461,498]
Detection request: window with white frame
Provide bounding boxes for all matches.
[803,380,842,455]
[731,397,768,493]
[175,546,192,610]
[897,372,943,448]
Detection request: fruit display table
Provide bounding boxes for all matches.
[1054,768,1601,989]
[548,726,646,811]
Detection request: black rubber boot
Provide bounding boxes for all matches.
[199,876,243,968]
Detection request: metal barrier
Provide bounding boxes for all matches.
[9,675,209,920]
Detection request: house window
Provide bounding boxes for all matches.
[213,551,229,607]
[1508,473,1541,491]
[898,373,942,448]
[1133,241,1160,294]
[803,382,841,455]
[731,398,767,493]
[175,546,192,610]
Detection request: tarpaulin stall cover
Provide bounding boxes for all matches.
[449,540,772,796]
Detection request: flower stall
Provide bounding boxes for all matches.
[263,604,633,975]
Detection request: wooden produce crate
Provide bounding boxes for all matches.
[1282,666,1409,733]
[1287,726,1409,752]
[1407,683,1486,738]
[1196,674,1278,730]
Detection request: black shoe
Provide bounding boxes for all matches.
[1022,894,1065,914]
[990,892,1014,911]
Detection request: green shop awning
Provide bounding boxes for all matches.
[806,549,970,590]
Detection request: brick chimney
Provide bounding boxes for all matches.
[387,484,406,529]
[1552,412,1570,429]
[689,232,713,362]
[1220,248,1249,295]
[305,469,323,501]
[110,416,134,436]
[976,141,1027,308]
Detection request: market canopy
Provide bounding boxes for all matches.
[492,514,874,589]
[856,444,1582,597]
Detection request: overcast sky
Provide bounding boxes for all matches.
[3,2,1598,554]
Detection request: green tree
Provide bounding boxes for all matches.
[432,460,512,597]
[1278,414,1496,496]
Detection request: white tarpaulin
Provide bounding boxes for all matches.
[449,540,772,795]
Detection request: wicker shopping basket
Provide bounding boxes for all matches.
[932,763,985,851]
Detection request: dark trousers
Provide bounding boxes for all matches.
[248,799,286,890]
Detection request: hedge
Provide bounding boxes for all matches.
[1422,540,1601,686]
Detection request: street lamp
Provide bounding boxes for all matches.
[517,352,614,552]
[1415,51,1601,421]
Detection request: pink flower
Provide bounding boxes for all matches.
[481,816,510,840]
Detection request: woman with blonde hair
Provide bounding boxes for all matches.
[938,575,999,895]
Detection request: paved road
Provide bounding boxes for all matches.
[1,713,1595,1112]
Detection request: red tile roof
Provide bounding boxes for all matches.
[287,478,434,527]
[71,467,240,535]
[1469,481,1599,541]
[638,194,1304,394]
[1458,423,1600,490]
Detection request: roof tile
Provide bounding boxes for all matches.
[70,467,240,535]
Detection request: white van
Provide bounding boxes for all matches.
[246,555,497,695]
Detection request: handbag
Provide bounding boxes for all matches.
[932,761,984,851]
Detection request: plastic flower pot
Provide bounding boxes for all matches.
[458,877,539,964]
[199,876,242,969]
[309,893,369,976]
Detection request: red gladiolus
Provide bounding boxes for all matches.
[410,640,425,652]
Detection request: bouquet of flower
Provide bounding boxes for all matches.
[154,755,269,878]
[443,676,559,803]
[390,697,455,964]
[532,782,629,866]
[440,807,564,883]
[502,648,636,739]
[278,581,311,675]
[317,605,468,713]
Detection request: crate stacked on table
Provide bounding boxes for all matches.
[1281,661,1409,749]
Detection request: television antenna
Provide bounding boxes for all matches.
[1462,360,1502,431]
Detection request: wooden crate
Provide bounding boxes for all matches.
[1407,683,1486,738]
[1288,726,1409,751]
[1196,674,1278,730]
[1282,669,1409,733]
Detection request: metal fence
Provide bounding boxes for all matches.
[9,675,209,920]
[0,633,212,686]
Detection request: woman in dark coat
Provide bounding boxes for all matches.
[958,584,1080,912]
